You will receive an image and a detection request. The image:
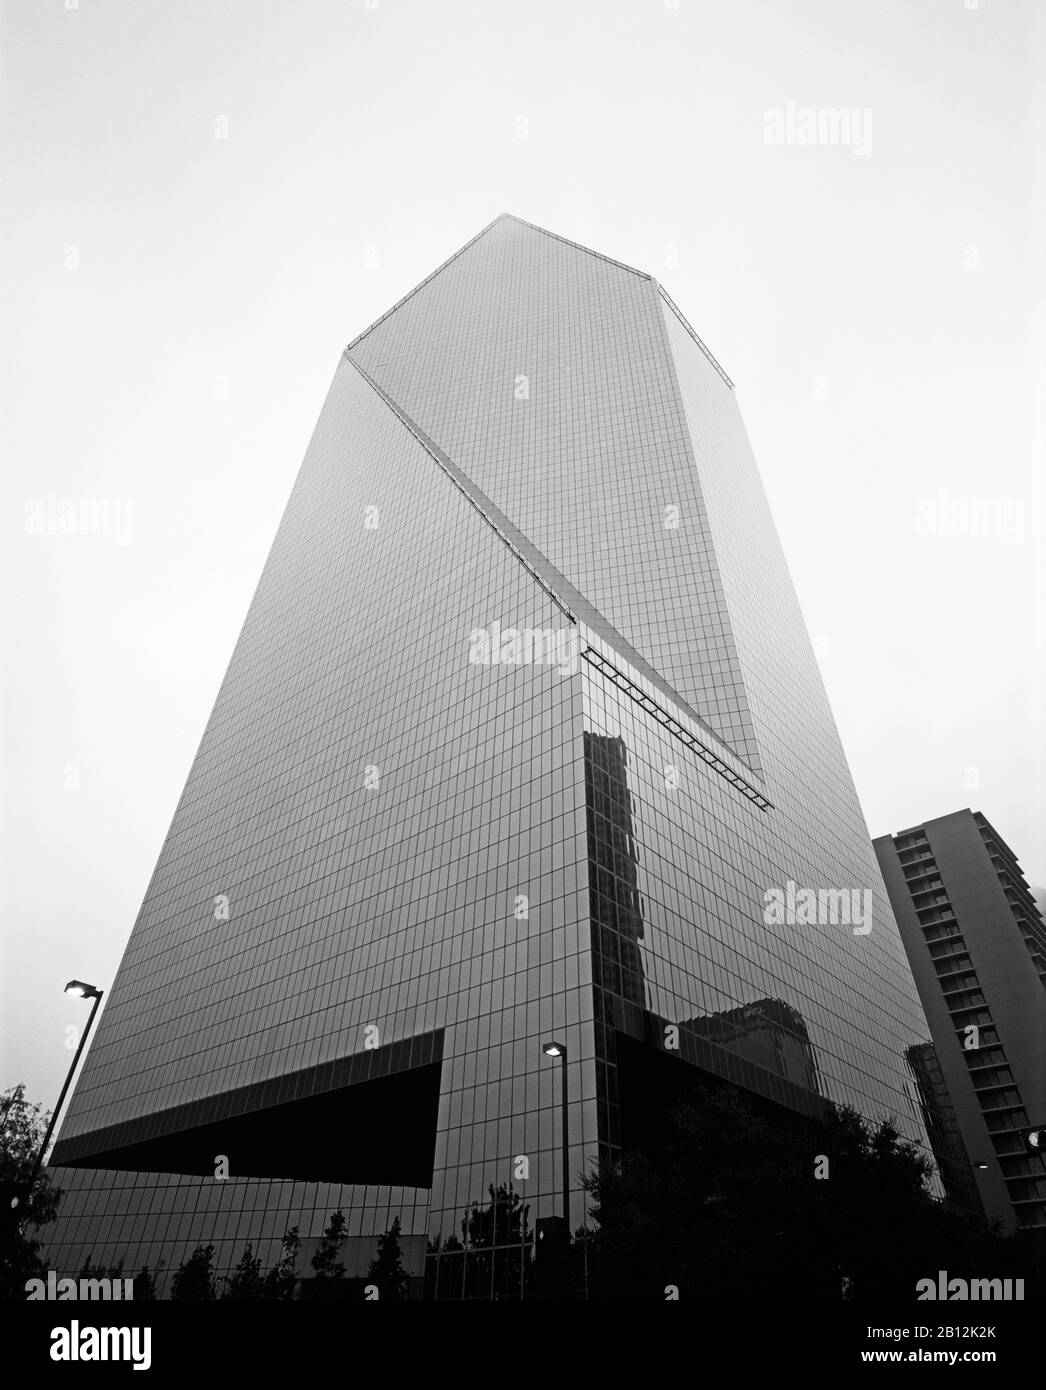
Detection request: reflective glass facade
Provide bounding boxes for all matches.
[43,215,932,1295]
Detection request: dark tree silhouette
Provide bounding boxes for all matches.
[223,1242,264,1299]
[0,1084,63,1299]
[308,1210,348,1297]
[429,1183,533,1300]
[170,1243,217,1300]
[366,1216,409,1300]
[583,1085,1028,1300]
[133,1263,162,1301]
[261,1226,301,1301]
[76,1254,126,1290]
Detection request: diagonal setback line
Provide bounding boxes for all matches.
[656,284,735,389]
[345,354,576,624]
[582,648,774,811]
[344,354,771,812]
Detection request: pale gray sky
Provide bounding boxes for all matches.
[2,0,1042,1108]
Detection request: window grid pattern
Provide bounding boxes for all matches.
[44,218,940,1289]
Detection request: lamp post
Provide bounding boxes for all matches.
[541,1041,569,1229]
[18,981,104,1217]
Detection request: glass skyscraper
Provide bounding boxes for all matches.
[43,214,933,1296]
[875,810,1046,1231]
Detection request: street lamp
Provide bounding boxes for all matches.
[16,981,105,1220]
[64,980,102,1000]
[542,1041,569,1228]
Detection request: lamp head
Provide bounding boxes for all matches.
[64,980,102,1000]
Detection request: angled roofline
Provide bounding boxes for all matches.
[501,219,734,390]
[346,212,735,386]
[499,212,653,281]
[345,212,653,354]
[345,212,508,353]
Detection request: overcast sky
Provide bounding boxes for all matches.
[2,0,1042,1109]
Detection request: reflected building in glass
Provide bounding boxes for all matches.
[42,215,932,1296]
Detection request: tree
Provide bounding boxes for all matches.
[309,1209,348,1295]
[133,1263,162,1301]
[424,1232,462,1299]
[79,1254,125,1280]
[451,1183,533,1299]
[0,1084,63,1299]
[366,1216,410,1300]
[583,1084,1029,1301]
[223,1242,264,1300]
[170,1243,217,1300]
[261,1226,301,1301]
